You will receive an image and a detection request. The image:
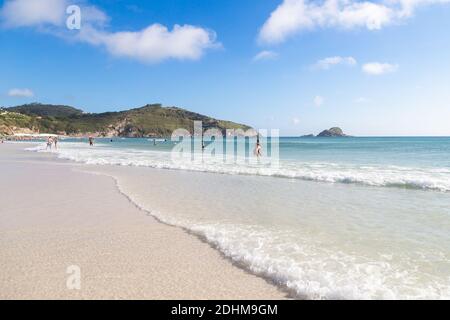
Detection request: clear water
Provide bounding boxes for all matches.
[26,137,450,299]
[40,136,450,192]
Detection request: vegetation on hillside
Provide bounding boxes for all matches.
[6,103,83,117]
[0,103,251,137]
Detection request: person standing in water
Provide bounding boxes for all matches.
[254,133,262,157]
[201,134,206,152]
[89,136,94,146]
[53,136,58,150]
[46,137,53,150]
[255,142,262,157]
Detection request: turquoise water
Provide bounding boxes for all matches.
[27,136,450,299]
[281,137,450,167]
[58,136,450,167]
[49,136,450,192]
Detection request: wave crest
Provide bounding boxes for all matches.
[26,142,450,192]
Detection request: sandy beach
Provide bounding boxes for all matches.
[0,143,287,299]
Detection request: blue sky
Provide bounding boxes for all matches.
[1,0,450,136]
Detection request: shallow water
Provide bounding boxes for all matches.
[26,137,450,299]
[34,136,450,192]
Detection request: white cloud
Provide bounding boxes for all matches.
[258,0,450,44]
[79,24,218,63]
[1,0,218,63]
[314,95,324,107]
[292,117,300,125]
[253,50,278,62]
[1,0,112,28]
[1,0,67,27]
[81,5,109,26]
[315,56,357,69]
[395,0,450,17]
[8,88,34,97]
[362,62,398,75]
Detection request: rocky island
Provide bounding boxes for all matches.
[301,127,350,138]
[317,127,349,137]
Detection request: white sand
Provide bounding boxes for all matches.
[0,143,287,299]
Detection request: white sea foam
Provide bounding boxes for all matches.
[103,173,450,300]
[25,142,450,299]
[27,142,450,192]
[189,224,450,300]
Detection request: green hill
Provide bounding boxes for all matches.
[6,103,83,117]
[0,103,251,137]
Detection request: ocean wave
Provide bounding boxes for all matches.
[101,172,450,299]
[26,142,450,192]
[26,142,450,299]
[190,224,450,300]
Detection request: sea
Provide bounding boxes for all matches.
[26,136,450,299]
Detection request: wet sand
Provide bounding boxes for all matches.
[0,143,287,299]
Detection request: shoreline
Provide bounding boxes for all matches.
[4,140,450,299]
[0,143,288,299]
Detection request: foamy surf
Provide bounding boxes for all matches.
[94,167,450,300]
[24,139,450,299]
[189,223,450,300]
[26,141,450,192]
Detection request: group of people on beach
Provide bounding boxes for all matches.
[199,139,262,157]
[47,136,94,149]
[199,135,262,157]
[41,135,262,159]
[46,137,58,150]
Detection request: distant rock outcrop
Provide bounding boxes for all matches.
[300,134,315,138]
[317,127,348,137]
